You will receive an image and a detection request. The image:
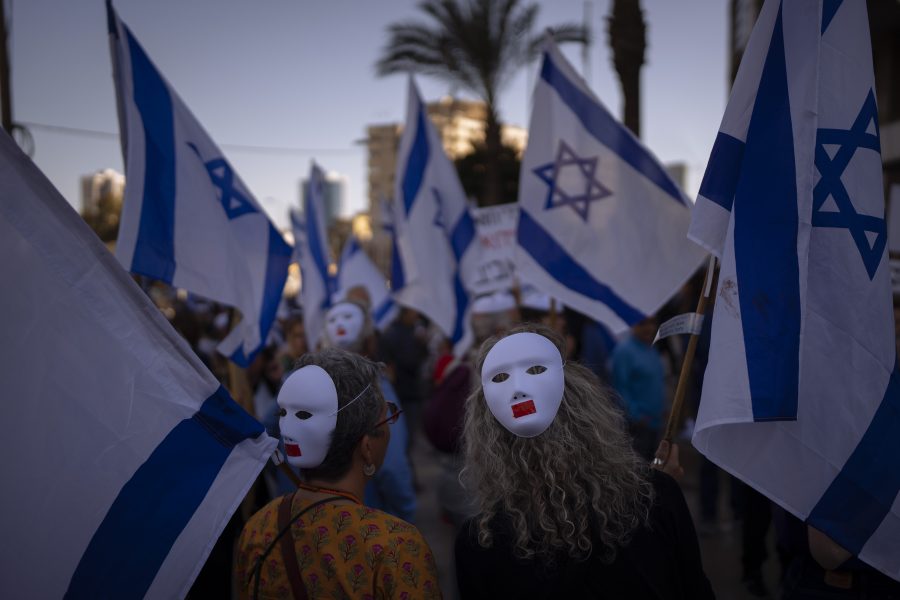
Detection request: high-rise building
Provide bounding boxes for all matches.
[364,96,527,214]
[80,168,125,244]
[364,96,527,274]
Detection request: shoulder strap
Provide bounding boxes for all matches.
[250,494,345,600]
[278,493,309,600]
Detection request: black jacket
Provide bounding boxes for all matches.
[455,471,715,599]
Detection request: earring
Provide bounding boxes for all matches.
[363,463,376,477]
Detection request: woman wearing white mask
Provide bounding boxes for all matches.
[236,348,442,600]
[455,324,713,599]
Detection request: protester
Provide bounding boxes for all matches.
[611,316,666,461]
[235,348,441,599]
[381,307,429,443]
[278,314,308,373]
[455,324,713,599]
[322,299,417,523]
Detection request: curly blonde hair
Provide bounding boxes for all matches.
[461,323,653,563]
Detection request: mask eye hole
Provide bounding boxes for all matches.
[526,365,547,375]
[277,408,287,417]
[295,410,313,420]
[491,372,509,383]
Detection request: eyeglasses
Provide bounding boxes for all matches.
[369,401,403,430]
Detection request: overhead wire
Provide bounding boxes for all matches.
[21,120,362,156]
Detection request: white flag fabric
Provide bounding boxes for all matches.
[109,4,291,367]
[335,234,399,331]
[291,163,336,350]
[392,78,477,355]
[515,40,705,334]
[0,130,276,598]
[690,0,900,579]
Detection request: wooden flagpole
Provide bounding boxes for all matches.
[662,255,718,443]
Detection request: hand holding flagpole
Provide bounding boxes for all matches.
[655,255,717,464]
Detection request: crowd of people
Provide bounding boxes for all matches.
[149,275,900,600]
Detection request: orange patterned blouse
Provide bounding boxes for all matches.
[236,493,442,600]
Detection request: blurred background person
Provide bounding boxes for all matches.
[323,299,417,523]
[612,315,665,461]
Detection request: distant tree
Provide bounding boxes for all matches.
[376,0,589,206]
[455,142,521,205]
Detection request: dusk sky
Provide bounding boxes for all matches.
[12,0,728,229]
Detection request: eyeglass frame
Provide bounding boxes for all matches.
[369,401,402,431]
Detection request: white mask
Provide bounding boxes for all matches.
[277,365,338,468]
[325,302,365,349]
[481,332,564,437]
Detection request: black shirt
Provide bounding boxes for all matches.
[455,471,715,599]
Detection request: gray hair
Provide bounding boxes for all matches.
[461,323,653,563]
[294,348,385,482]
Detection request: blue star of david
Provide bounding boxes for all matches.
[431,188,447,231]
[812,89,884,280]
[187,142,257,220]
[532,140,612,222]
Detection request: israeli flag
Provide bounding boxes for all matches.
[291,163,335,350]
[109,3,292,367]
[690,0,900,579]
[392,78,477,355]
[0,129,276,598]
[516,40,706,333]
[335,234,399,331]
[381,195,407,295]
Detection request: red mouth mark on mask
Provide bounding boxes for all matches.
[511,400,536,419]
[285,443,302,457]
[337,327,346,336]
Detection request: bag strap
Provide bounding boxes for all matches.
[250,494,345,600]
[278,493,309,600]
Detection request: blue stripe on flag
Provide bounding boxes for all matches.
[401,106,430,217]
[808,365,900,554]
[346,236,361,257]
[105,0,117,36]
[698,132,745,211]
[451,274,469,345]
[517,209,645,325]
[306,179,333,308]
[124,26,177,283]
[449,210,476,261]
[539,53,685,206]
[373,297,396,323]
[390,232,405,292]
[734,4,801,421]
[822,0,844,33]
[65,386,264,598]
[229,224,292,367]
[449,212,476,344]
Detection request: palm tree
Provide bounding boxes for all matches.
[376,0,589,206]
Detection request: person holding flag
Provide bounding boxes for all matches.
[455,324,713,599]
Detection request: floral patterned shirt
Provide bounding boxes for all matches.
[236,493,442,600]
